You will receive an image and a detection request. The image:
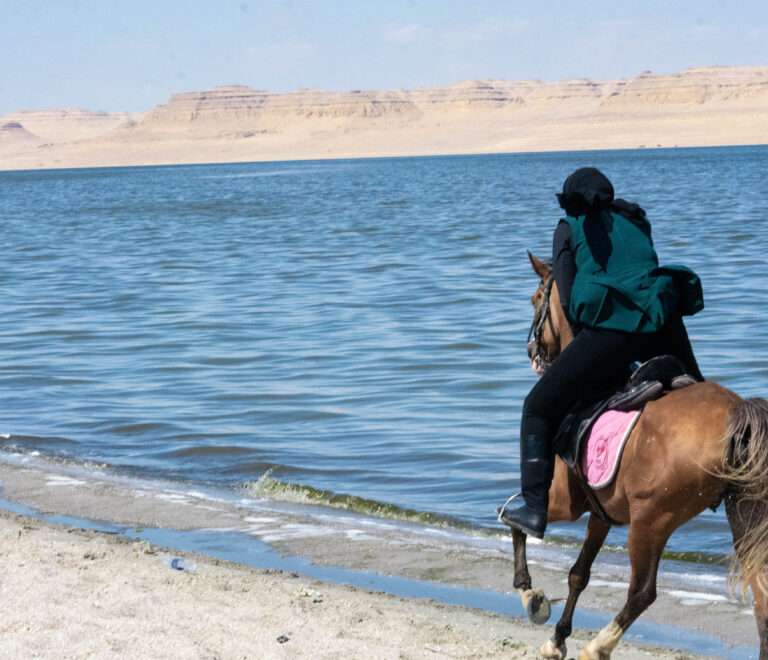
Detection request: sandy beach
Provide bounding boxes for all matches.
[0,506,711,660]
[0,456,757,659]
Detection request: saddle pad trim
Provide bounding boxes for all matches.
[582,410,642,490]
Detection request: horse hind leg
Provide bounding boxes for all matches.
[540,514,610,660]
[579,517,672,660]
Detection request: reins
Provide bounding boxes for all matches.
[527,276,556,370]
[525,273,616,524]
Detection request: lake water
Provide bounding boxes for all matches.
[1,146,767,561]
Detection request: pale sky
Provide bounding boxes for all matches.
[2,0,767,114]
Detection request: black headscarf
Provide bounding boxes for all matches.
[556,167,647,224]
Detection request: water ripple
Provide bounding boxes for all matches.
[1,147,767,558]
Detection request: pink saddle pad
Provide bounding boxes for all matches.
[581,409,641,489]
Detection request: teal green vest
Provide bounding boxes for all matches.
[564,211,703,333]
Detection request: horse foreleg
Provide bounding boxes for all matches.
[512,528,531,591]
[512,528,551,625]
[540,514,610,660]
[579,519,670,660]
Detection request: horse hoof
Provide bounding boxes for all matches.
[526,589,552,625]
[578,646,610,660]
[539,638,566,659]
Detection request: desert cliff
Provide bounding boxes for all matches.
[1,66,767,170]
[0,122,41,146]
[2,109,141,142]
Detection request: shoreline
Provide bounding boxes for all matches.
[0,453,758,658]
[0,507,711,660]
[1,141,767,175]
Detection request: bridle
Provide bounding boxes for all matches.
[527,275,556,374]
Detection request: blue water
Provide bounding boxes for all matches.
[1,146,767,559]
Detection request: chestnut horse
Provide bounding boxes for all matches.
[511,253,768,660]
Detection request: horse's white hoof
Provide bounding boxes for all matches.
[578,645,610,660]
[526,589,552,625]
[578,621,622,660]
[539,638,566,659]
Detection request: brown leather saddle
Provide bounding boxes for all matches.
[553,355,696,523]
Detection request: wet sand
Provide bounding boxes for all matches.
[0,456,757,658]
[0,508,712,660]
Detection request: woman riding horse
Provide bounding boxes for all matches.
[501,167,704,539]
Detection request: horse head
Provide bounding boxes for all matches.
[527,252,573,375]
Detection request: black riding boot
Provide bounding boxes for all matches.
[500,434,554,539]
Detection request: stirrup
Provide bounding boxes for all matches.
[496,492,521,524]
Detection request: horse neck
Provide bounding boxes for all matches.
[550,280,574,352]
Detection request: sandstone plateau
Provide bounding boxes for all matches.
[0,122,40,146]
[1,66,767,170]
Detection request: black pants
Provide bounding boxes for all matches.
[519,316,702,510]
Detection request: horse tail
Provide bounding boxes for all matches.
[722,397,768,592]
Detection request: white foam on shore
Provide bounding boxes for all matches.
[46,475,86,487]
[674,572,727,584]
[185,490,218,500]
[665,590,730,603]
[0,446,735,611]
[260,524,337,543]
[154,493,190,502]
[590,579,628,589]
[344,529,377,541]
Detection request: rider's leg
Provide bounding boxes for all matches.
[502,328,634,538]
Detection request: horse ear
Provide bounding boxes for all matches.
[527,251,551,279]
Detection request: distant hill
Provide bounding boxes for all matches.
[2,66,768,170]
[0,121,41,145]
[1,108,142,141]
